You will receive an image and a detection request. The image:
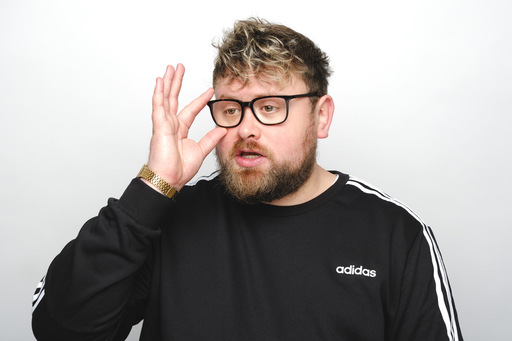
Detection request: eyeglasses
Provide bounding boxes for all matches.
[207,93,319,128]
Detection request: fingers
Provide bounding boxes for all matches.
[153,64,184,124]
[178,88,215,132]
[168,64,184,115]
[162,65,175,113]
[152,65,215,140]
[152,76,164,124]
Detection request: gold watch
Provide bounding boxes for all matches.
[137,164,177,199]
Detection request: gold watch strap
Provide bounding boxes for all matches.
[137,164,177,199]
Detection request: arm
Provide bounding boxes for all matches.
[32,65,227,340]
[389,225,463,341]
[32,180,164,341]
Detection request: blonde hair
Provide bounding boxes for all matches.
[213,18,331,95]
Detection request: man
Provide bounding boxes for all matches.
[32,18,463,340]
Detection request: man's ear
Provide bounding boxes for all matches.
[315,95,335,139]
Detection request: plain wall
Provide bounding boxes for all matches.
[1,0,510,339]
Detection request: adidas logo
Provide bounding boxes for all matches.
[336,265,377,278]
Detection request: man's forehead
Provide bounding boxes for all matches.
[214,73,306,98]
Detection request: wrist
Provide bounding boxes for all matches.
[137,164,178,199]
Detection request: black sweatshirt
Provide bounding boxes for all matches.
[32,171,463,340]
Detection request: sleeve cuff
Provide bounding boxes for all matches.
[117,178,174,229]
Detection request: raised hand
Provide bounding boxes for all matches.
[146,64,227,192]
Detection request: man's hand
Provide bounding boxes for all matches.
[146,64,227,192]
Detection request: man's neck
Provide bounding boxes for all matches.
[268,164,337,206]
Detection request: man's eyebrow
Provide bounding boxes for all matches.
[214,93,280,101]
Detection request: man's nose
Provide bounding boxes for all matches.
[237,107,262,140]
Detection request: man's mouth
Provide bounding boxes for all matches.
[229,140,270,168]
[239,151,263,159]
[233,148,268,168]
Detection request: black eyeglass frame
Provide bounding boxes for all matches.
[207,93,320,128]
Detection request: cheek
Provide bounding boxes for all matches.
[285,144,306,160]
[270,132,305,159]
[216,132,235,158]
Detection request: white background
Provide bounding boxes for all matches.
[1,0,510,339]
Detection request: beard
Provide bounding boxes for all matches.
[216,126,317,205]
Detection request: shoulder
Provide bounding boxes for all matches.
[334,175,428,240]
[344,176,423,219]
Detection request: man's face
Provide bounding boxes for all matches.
[214,74,319,204]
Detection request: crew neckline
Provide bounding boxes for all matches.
[239,171,349,217]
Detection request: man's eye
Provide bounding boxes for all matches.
[225,108,239,115]
[262,105,276,113]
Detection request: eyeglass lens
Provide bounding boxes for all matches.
[211,97,287,127]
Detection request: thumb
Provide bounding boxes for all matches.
[198,127,228,158]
